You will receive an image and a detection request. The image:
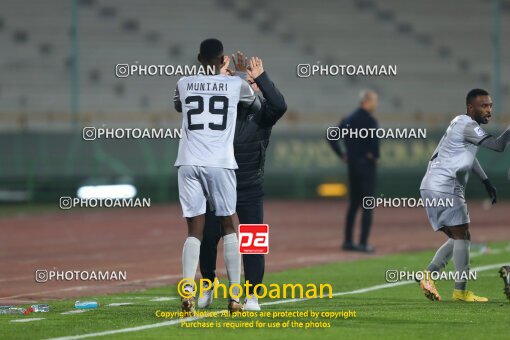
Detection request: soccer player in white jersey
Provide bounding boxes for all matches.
[173,39,261,315]
[419,89,510,302]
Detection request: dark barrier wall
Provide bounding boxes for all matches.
[0,129,509,202]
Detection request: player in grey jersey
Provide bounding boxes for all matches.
[419,89,510,302]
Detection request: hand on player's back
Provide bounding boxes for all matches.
[247,57,264,79]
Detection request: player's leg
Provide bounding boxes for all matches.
[445,223,487,302]
[344,165,360,250]
[217,213,242,312]
[447,224,487,301]
[441,194,486,302]
[418,190,448,301]
[198,204,222,308]
[420,240,446,301]
[237,189,264,311]
[202,166,242,312]
[420,234,450,301]
[184,214,205,282]
[444,224,472,296]
[177,165,208,315]
[426,238,454,274]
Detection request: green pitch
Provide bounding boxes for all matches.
[2,243,509,340]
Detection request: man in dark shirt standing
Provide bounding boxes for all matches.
[328,90,379,253]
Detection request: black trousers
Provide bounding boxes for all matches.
[199,185,265,295]
[345,159,376,246]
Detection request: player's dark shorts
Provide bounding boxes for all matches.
[420,189,469,231]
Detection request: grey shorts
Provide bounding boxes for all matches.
[177,165,236,218]
[420,189,469,231]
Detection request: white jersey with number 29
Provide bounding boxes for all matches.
[174,74,256,169]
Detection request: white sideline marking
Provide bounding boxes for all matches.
[150,297,178,302]
[471,248,503,258]
[262,281,411,306]
[47,262,508,340]
[61,310,87,315]
[11,318,45,323]
[109,297,152,300]
[107,303,132,307]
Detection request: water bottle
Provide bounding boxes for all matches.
[0,306,29,315]
[74,301,99,309]
[31,304,50,312]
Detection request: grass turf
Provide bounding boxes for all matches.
[1,242,509,340]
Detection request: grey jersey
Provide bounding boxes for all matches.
[420,114,490,198]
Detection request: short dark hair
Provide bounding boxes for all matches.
[466,88,489,105]
[199,38,223,62]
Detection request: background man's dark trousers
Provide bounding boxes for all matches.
[345,159,376,247]
[200,185,265,294]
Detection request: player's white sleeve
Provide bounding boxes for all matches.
[239,79,261,111]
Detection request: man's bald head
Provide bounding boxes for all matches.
[359,90,378,113]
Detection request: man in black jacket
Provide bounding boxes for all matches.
[198,53,287,311]
[328,90,379,253]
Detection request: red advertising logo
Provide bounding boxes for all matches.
[239,224,269,254]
